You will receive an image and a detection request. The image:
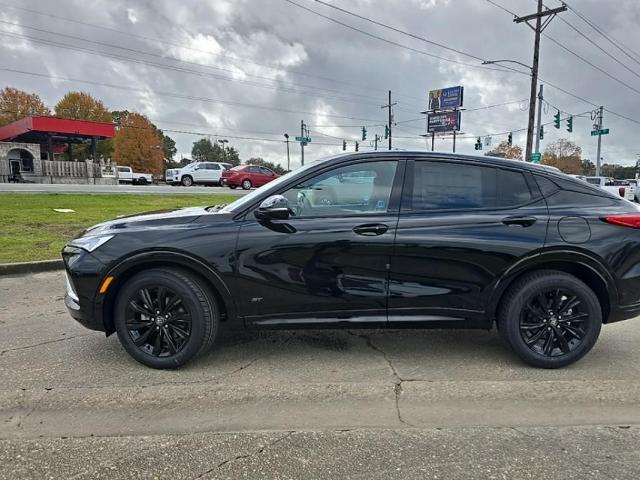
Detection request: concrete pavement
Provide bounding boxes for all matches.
[0,183,246,195]
[1,271,640,478]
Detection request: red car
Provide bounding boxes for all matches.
[221,165,280,190]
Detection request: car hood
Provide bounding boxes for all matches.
[80,206,230,237]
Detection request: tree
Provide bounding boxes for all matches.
[543,138,582,174]
[601,163,636,180]
[485,141,523,160]
[246,157,286,175]
[113,112,164,175]
[54,91,111,122]
[0,87,50,126]
[581,159,595,176]
[191,138,240,165]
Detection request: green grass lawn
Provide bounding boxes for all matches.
[0,193,238,264]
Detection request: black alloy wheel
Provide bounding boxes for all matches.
[498,270,602,368]
[520,288,588,357]
[125,286,192,357]
[114,268,218,368]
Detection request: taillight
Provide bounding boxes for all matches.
[619,187,626,197]
[602,215,640,228]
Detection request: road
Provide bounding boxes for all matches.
[0,183,246,195]
[1,271,639,479]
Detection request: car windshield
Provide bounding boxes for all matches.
[220,161,324,213]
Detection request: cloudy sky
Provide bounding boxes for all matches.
[1,0,639,168]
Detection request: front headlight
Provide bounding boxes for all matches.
[69,234,114,252]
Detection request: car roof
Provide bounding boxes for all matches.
[314,151,560,174]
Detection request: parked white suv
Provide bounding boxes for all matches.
[167,162,226,186]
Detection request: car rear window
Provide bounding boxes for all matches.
[410,161,532,210]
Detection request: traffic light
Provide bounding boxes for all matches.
[355,141,359,152]
[507,132,513,146]
[566,116,573,133]
[362,127,367,141]
[554,110,561,129]
[384,125,389,139]
[474,137,482,150]
[539,125,544,140]
[342,139,346,151]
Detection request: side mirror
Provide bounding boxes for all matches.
[254,195,290,221]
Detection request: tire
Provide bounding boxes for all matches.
[241,179,252,190]
[114,268,218,369]
[137,177,148,185]
[181,175,193,187]
[497,270,602,368]
[229,185,237,190]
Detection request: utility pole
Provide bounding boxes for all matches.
[381,90,396,150]
[595,106,604,176]
[534,84,544,155]
[283,133,290,171]
[452,130,457,153]
[515,1,566,162]
[300,120,306,166]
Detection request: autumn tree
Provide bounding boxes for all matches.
[485,141,523,160]
[246,157,286,175]
[54,91,111,122]
[543,138,582,174]
[581,159,595,176]
[113,112,164,175]
[0,87,50,126]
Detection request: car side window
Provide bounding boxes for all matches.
[279,161,398,217]
[534,174,621,208]
[260,167,273,175]
[208,164,220,170]
[248,166,261,173]
[410,161,532,211]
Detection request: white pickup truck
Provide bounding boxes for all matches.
[584,176,636,202]
[117,166,154,185]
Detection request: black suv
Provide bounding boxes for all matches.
[63,152,640,369]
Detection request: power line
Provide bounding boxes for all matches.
[0,0,427,106]
[313,0,486,62]
[563,0,640,67]
[0,67,384,122]
[0,27,413,113]
[282,0,526,76]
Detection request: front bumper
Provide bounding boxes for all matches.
[62,246,108,332]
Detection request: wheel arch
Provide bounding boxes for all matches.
[100,250,237,335]
[488,251,616,324]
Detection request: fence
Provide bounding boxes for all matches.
[41,160,87,177]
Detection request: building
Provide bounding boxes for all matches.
[0,116,116,183]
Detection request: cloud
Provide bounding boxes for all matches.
[0,0,638,167]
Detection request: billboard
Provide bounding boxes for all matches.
[427,111,461,133]
[428,86,464,110]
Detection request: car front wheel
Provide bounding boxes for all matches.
[498,270,602,368]
[114,268,218,368]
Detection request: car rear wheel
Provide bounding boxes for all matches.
[498,270,602,368]
[181,175,193,187]
[114,268,218,368]
[137,177,148,185]
[241,179,252,190]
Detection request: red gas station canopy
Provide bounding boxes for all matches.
[0,116,115,143]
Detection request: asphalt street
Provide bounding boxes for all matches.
[0,183,246,195]
[1,271,640,479]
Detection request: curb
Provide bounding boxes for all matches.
[0,260,64,276]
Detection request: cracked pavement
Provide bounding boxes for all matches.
[1,271,640,479]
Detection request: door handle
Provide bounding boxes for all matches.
[353,223,389,236]
[502,215,537,227]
